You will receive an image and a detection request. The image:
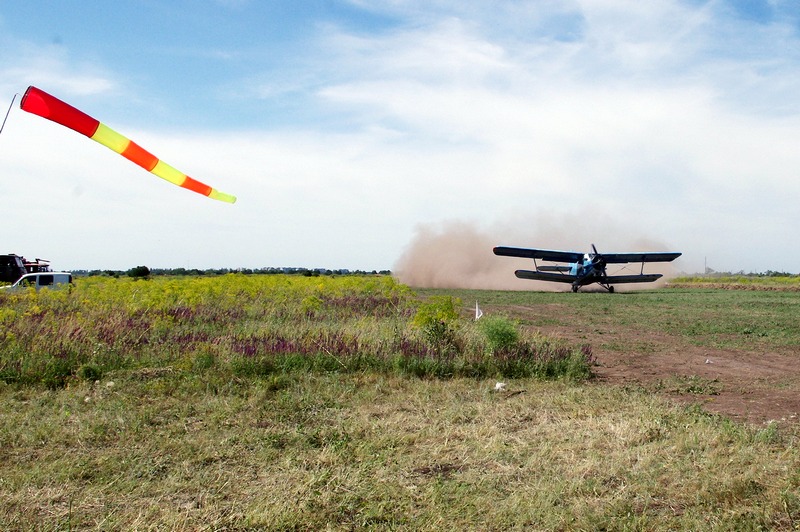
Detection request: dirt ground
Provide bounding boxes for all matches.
[502,304,800,427]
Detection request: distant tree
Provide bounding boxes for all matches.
[127,265,151,279]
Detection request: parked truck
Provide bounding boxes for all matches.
[1,254,70,290]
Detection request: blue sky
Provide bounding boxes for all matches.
[1,1,800,285]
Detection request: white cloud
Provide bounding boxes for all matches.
[0,40,117,99]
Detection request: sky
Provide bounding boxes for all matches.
[1,1,800,279]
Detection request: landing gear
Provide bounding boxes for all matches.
[571,285,579,293]
[599,276,615,293]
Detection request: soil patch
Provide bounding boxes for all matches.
[497,303,800,426]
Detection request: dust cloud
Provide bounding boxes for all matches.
[393,214,679,290]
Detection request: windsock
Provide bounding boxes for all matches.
[19,85,236,203]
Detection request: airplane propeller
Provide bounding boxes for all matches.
[590,244,615,291]
[590,244,606,268]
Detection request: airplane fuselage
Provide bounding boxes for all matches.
[569,256,608,291]
[569,255,592,277]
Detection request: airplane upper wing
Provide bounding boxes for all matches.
[493,246,584,263]
[601,252,682,264]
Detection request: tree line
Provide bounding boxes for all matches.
[70,266,392,279]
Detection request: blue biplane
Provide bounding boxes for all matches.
[493,244,681,293]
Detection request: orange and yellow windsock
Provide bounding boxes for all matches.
[20,86,236,203]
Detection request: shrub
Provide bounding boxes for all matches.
[413,296,461,352]
[479,315,519,354]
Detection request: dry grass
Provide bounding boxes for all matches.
[2,277,799,529]
[1,372,798,530]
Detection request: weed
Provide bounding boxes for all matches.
[667,375,722,395]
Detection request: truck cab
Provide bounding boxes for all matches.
[0,254,27,284]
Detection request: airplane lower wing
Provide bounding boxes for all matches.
[537,265,572,272]
[494,246,583,263]
[517,271,663,285]
[515,270,577,283]
[605,274,663,284]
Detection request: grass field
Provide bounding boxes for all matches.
[1,275,799,529]
[422,284,800,351]
[672,274,800,291]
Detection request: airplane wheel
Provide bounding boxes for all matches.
[608,286,615,293]
[572,286,579,293]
